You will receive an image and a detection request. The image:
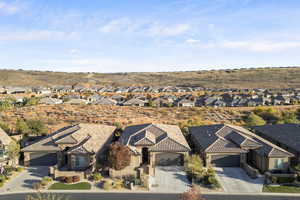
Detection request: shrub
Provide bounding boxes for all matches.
[65,176,73,184]
[207,176,220,188]
[0,181,4,188]
[42,176,53,183]
[277,176,296,184]
[108,142,131,170]
[245,113,266,126]
[16,167,24,172]
[113,179,123,189]
[102,180,113,190]
[271,176,278,184]
[72,176,80,183]
[91,173,103,182]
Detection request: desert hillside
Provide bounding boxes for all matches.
[0,67,300,88]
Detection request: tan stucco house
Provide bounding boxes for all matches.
[116,123,191,177]
[190,124,294,173]
[21,124,116,173]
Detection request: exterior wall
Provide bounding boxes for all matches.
[24,152,30,167]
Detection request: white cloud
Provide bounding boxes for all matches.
[221,40,300,52]
[99,18,133,33]
[0,1,22,15]
[185,38,200,43]
[0,30,78,41]
[147,23,190,36]
[99,18,190,37]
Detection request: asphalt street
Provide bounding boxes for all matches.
[0,193,300,200]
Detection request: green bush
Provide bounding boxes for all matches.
[16,167,24,172]
[91,173,103,182]
[277,176,296,184]
[42,176,53,183]
[0,181,4,188]
[208,176,220,188]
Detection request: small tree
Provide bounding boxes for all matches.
[0,122,11,134]
[26,119,47,136]
[108,142,131,170]
[16,118,30,135]
[181,185,206,200]
[245,113,266,126]
[7,141,20,168]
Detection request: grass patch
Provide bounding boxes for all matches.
[263,185,300,193]
[48,182,91,190]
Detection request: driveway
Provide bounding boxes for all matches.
[150,166,190,193]
[214,167,264,193]
[0,166,49,192]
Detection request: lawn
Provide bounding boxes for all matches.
[263,185,300,193]
[48,182,91,190]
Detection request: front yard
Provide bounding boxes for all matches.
[48,182,91,190]
[263,185,300,193]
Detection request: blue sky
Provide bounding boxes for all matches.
[0,0,300,72]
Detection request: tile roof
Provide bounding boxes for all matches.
[190,124,293,157]
[22,123,116,153]
[120,123,190,152]
[252,124,300,154]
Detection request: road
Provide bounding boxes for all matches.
[0,192,300,200]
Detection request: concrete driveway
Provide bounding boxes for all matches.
[0,166,49,192]
[214,167,264,193]
[150,166,191,193]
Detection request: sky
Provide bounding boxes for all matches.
[0,0,300,73]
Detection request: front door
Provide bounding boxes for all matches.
[142,147,149,165]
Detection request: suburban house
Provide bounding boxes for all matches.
[0,127,13,165]
[251,124,300,164]
[190,124,294,173]
[123,98,146,107]
[39,97,63,105]
[21,124,116,177]
[117,123,190,177]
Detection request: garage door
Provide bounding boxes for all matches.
[211,154,240,167]
[155,153,183,166]
[29,153,57,166]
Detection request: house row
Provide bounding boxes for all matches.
[36,91,300,107]
[2,85,300,95]
[19,122,300,180]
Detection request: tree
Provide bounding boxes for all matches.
[107,142,131,170]
[0,122,11,134]
[245,113,266,126]
[185,155,205,182]
[26,119,47,136]
[181,185,206,200]
[7,141,20,168]
[16,118,30,135]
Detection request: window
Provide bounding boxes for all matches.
[274,158,285,169]
[0,149,4,158]
[74,155,89,168]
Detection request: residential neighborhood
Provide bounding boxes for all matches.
[0,118,299,198]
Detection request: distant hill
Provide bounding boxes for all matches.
[1,67,300,88]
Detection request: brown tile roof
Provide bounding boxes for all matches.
[21,123,116,153]
[120,123,190,152]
